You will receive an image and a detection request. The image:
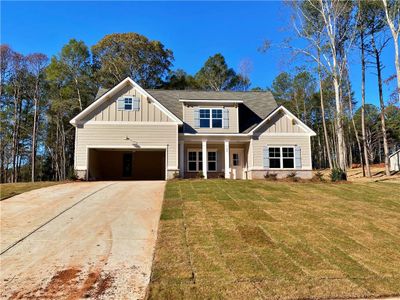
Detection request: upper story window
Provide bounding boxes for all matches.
[199,108,223,128]
[117,96,140,111]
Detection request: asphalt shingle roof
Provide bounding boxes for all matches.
[95,88,278,133]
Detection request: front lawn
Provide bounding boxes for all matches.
[149,180,400,299]
[0,181,63,200]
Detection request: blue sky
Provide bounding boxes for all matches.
[1,1,397,108]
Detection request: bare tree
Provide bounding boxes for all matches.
[382,0,400,102]
[26,53,48,182]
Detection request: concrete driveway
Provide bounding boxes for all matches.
[0,181,165,299]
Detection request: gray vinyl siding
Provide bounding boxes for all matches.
[75,124,178,169]
[183,104,238,133]
[84,85,173,123]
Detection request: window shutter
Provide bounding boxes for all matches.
[117,97,125,110]
[295,146,302,169]
[194,108,200,128]
[223,108,229,129]
[132,97,140,110]
[263,146,269,168]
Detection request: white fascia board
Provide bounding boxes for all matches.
[181,133,249,137]
[248,105,317,136]
[70,77,183,126]
[179,99,243,104]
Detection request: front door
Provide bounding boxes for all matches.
[230,149,244,179]
[122,153,133,177]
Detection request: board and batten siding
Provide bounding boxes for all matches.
[183,104,238,133]
[251,112,311,169]
[84,85,173,123]
[75,123,178,169]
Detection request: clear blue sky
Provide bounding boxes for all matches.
[1,1,397,108]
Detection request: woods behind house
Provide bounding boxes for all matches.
[1,1,399,183]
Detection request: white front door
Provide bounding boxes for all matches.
[230,149,244,179]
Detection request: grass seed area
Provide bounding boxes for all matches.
[148,180,400,299]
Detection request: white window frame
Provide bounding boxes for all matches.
[199,108,223,129]
[187,149,217,172]
[268,146,295,170]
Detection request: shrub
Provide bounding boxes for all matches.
[313,171,325,182]
[264,172,278,181]
[286,171,300,182]
[330,168,347,182]
[196,172,205,179]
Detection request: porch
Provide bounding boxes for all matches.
[178,137,250,179]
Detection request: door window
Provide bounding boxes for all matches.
[232,153,240,166]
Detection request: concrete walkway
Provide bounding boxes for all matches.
[0,181,165,299]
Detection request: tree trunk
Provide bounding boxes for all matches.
[382,0,400,102]
[360,29,371,177]
[31,80,39,182]
[317,51,333,169]
[372,35,391,176]
[346,76,363,172]
[74,77,83,111]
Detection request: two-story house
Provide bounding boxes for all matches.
[70,77,316,180]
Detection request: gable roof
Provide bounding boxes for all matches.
[249,105,317,136]
[93,87,278,133]
[70,78,183,125]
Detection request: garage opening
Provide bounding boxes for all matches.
[88,149,165,180]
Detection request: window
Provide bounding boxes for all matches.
[269,147,281,168]
[268,147,295,169]
[282,147,294,168]
[232,153,239,166]
[187,150,217,172]
[199,108,223,128]
[208,151,217,171]
[124,97,133,110]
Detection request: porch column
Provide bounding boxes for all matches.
[202,139,208,179]
[179,141,185,178]
[224,140,230,179]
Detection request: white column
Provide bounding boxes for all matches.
[224,140,230,179]
[179,141,185,178]
[202,140,208,179]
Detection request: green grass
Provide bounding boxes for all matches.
[148,179,400,299]
[0,181,63,200]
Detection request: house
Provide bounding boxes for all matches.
[70,77,316,180]
[389,149,400,172]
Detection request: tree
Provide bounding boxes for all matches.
[194,54,249,91]
[26,53,48,182]
[92,33,173,89]
[47,39,94,111]
[46,39,95,180]
[381,0,400,102]
[163,69,199,90]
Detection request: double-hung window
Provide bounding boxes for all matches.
[187,150,217,172]
[268,147,295,169]
[199,109,223,128]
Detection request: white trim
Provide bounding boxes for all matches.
[70,77,182,126]
[186,147,218,173]
[179,99,243,104]
[181,133,250,137]
[249,106,316,136]
[249,167,312,171]
[198,107,224,129]
[259,132,314,136]
[224,140,230,179]
[84,121,178,126]
[267,146,296,170]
